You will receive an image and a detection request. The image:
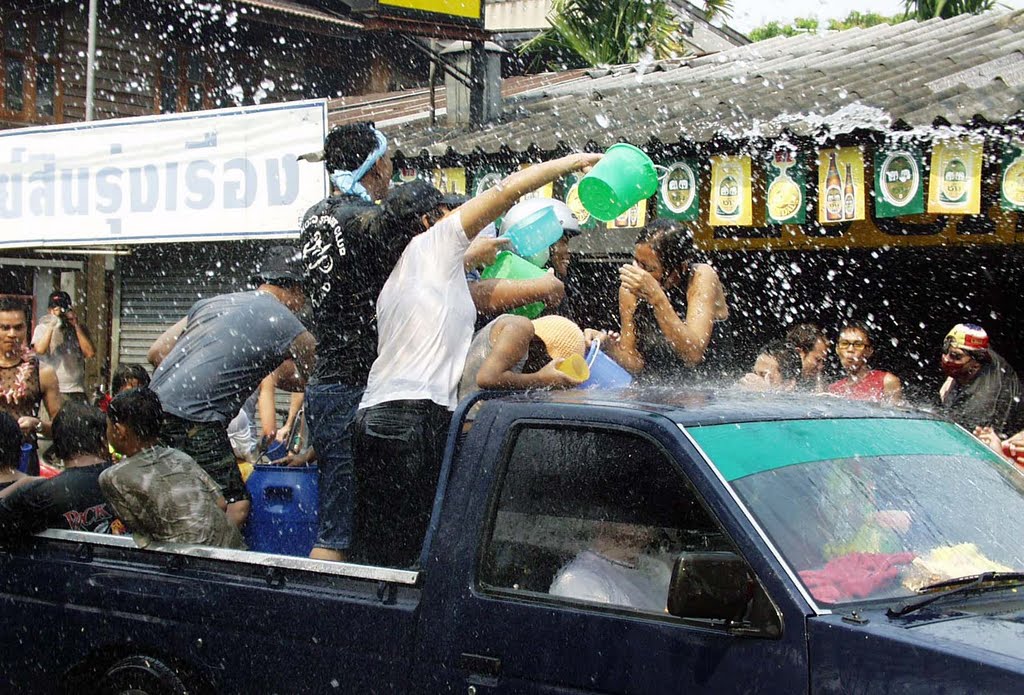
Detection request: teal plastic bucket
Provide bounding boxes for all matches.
[480,251,547,318]
[581,342,633,389]
[502,205,563,257]
[577,143,658,221]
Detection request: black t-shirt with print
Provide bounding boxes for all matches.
[300,183,439,386]
[0,463,119,542]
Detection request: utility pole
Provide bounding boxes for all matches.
[85,0,99,121]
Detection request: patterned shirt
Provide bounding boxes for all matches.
[99,446,244,549]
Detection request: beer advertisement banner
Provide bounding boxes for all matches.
[562,173,601,231]
[432,167,466,195]
[766,145,806,225]
[1000,141,1024,212]
[817,147,866,224]
[927,139,983,215]
[709,155,752,227]
[874,145,925,218]
[656,159,700,221]
[606,199,648,230]
[471,166,508,197]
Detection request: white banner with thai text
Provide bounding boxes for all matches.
[0,100,328,248]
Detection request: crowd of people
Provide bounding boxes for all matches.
[0,121,1021,573]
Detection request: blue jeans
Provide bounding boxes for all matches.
[305,384,363,551]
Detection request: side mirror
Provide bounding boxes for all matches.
[668,551,755,622]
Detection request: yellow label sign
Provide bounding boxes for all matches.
[431,167,467,195]
[380,0,481,19]
[605,199,648,230]
[817,147,865,224]
[928,139,983,215]
[709,156,752,226]
[516,163,553,201]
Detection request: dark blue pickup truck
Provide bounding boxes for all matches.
[5,389,1024,694]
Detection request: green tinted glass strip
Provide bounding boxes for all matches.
[688,418,983,482]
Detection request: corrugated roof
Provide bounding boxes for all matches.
[231,0,363,29]
[326,68,590,128]
[388,10,1024,157]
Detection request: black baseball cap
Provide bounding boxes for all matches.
[251,246,303,286]
[47,291,72,310]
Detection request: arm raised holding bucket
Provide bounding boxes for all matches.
[452,153,602,241]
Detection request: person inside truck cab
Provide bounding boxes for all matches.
[549,520,672,612]
[354,152,602,569]
[458,314,587,403]
[99,388,244,550]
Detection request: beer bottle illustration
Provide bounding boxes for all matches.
[824,153,843,221]
[940,147,969,207]
[716,162,741,220]
[843,163,856,220]
[1002,140,1024,208]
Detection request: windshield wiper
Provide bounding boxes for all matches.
[886,572,1024,618]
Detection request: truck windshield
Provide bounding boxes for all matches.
[689,418,1024,608]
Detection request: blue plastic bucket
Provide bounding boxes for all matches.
[244,465,319,556]
[581,342,633,389]
[502,206,563,257]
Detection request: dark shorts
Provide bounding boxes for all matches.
[160,414,250,504]
[305,384,363,551]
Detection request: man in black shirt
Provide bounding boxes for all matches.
[0,402,120,542]
[939,323,1024,435]
[300,122,444,561]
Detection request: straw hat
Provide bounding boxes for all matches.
[531,316,585,360]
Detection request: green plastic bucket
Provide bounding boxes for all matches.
[577,143,658,221]
[480,251,547,319]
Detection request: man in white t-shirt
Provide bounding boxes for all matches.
[353,153,602,569]
[31,291,95,402]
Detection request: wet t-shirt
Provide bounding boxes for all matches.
[0,464,120,542]
[99,446,244,549]
[549,550,671,612]
[149,291,304,424]
[300,187,429,387]
[360,212,475,412]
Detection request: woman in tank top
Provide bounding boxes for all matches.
[611,220,731,384]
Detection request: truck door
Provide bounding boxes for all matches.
[418,409,809,694]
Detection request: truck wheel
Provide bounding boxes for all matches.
[96,655,189,695]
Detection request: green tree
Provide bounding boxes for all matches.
[748,18,817,42]
[828,11,903,30]
[903,0,997,20]
[748,12,904,43]
[520,0,733,68]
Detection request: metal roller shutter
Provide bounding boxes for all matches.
[118,241,298,430]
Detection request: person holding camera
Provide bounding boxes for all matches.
[31,291,95,403]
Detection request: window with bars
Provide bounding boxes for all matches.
[157,48,214,114]
[0,13,61,123]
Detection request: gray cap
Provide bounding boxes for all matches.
[251,245,303,286]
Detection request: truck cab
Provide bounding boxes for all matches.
[4,389,1024,693]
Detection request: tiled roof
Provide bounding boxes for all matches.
[388,11,1024,157]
